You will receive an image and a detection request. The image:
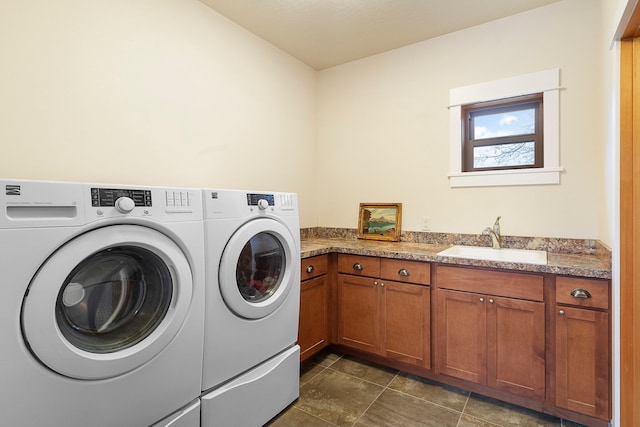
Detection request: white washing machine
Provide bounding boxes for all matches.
[200,189,300,427]
[0,179,205,427]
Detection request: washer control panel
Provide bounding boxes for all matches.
[89,186,202,221]
[91,188,152,207]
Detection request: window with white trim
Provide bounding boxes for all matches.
[448,69,562,187]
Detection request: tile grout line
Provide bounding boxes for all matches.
[454,391,471,427]
[350,370,400,426]
[300,353,344,386]
[294,405,342,427]
[299,364,326,386]
[460,393,509,427]
[378,384,466,417]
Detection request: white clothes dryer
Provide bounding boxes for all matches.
[201,189,300,427]
[0,179,204,427]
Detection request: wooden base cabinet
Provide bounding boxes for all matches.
[299,255,330,362]
[554,277,611,420]
[337,273,380,354]
[384,279,431,368]
[337,255,431,369]
[488,296,545,399]
[435,289,486,384]
[435,266,545,401]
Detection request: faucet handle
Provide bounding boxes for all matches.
[493,216,501,233]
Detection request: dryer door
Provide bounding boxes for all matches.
[219,218,298,319]
[21,225,193,380]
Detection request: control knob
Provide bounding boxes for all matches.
[257,199,269,210]
[114,197,135,214]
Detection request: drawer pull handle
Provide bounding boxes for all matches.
[570,288,592,299]
[306,265,315,273]
[398,268,410,277]
[353,263,363,271]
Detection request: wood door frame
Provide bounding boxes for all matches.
[620,26,640,427]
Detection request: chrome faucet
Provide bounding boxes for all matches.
[482,216,502,249]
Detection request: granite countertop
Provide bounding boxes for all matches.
[300,238,612,280]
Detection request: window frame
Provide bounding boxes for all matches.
[448,68,562,188]
[462,93,544,172]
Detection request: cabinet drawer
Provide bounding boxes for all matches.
[301,255,329,281]
[556,277,609,310]
[380,258,430,285]
[338,254,380,277]
[436,265,543,301]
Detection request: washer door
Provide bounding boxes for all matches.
[219,218,296,319]
[22,225,193,380]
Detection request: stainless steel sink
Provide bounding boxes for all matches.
[437,245,547,265]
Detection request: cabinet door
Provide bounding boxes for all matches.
[487,297,545,400]
[436,289,486,384]
[337,274,381,353]
[299,275,329,361]
[556,306,610,420]
[382,280,431,368]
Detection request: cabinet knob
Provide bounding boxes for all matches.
[380,282,385,287]
[398,268,410,277]
[353,263,363,271]
[570,288,592,299]
[306,265,314,273]
[489,299,494,304]
[559,310,565,315]
[480,297,484,302]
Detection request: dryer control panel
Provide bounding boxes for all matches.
[246,193,274,207]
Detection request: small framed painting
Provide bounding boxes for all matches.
[357,203,402,241]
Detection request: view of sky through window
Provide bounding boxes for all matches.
[473,108,535,139]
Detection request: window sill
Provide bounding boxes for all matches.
[448,167,564,188]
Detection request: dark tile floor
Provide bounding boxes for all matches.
[267,351,587,427]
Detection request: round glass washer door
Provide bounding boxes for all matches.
[21,225,193,380]
[219,218,296,320]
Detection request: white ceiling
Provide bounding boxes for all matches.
[198,0,562,70]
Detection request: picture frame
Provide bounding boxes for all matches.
[357,203,402,242]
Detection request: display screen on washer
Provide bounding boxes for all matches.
[91,188,152,207]
[246,193,274,206]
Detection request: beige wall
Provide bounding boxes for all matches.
[317,0,604,239]
[0,0,318,227]
[0,0,612,240]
